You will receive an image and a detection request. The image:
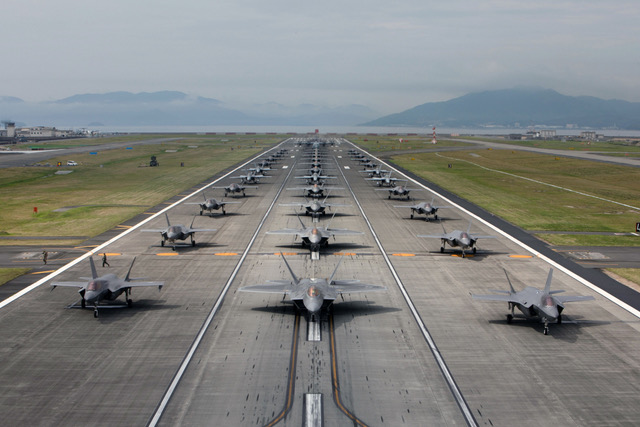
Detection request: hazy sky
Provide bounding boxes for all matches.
[3,0,640,114]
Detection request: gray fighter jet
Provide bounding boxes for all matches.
[287,183,344,198]
[394,197,452,221]
[187,192,241,216]
[279,194,351,218]
[230,170,267,184]
[295,172,337,185]
[51,257,163,318]
[248,163,272,175]
[472,268,595,335]
[212,182,258,197]
[238,253,386,319]
[267,213,362,253]
[141,213,217,248]
[376,185,421,200]
[366,171,407,187]
[418,221,496,257]
[361,165,389,178]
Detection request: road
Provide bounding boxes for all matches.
[0,138,639,426]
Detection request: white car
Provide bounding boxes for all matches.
[66,160,78,166]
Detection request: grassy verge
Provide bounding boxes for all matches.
[0,134,283,245]
[459,136,640,152]
[0,268,31,286]
[346,135,473,152]
[390,149,640,243]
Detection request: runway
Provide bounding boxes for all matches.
[0,138,639,426]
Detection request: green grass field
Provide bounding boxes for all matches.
[391,149,640,243]
[346,135,473,152]
[0,268,31,287]
[0,134,282,245]
[460,136,640,152]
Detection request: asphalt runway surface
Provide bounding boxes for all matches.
[1,138,640,426]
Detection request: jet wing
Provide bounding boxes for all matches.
[416,234,446,238]
[470,235,497,239]
[266,229,303,235]
[238,280,293,294]
[555,295,595,304]
[50,281,86,289]
[331,280,386,293]
[471,293,517,303]
[140,229,167,233]
[327,229,363,236]
[189,228,218,233]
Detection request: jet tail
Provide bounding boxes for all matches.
[328,255,344,283]
[503,268,516,293]
[280,253,299,284]
[164,212,171,227]
[89,257,98,279]
[326,210,337,229]
[544,268,554,294]
[125,257,137,282]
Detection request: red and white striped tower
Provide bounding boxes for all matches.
[431,126,437,144]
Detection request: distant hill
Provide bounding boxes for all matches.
[363,88,640,130]
[0,91,379,127]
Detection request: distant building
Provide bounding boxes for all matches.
[15,126,73,139]
[540,130,556,139]
[580,131,597,140]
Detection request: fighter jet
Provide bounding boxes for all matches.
[238,253,386,320]
[417,221,496,257]
[472,268,595,335]
[361,165,389,178]
[51,257,163,318]
[366,171,407,187]
[295,172,336,185]
[230,170,267,184]
[279,194,351,218]
[212,182,258,197]
[394,197,451,221]
[287,183,344,198]
[376,185,420,200]
[266,213,362,253]
[140,213,217,248]
[247,163,272,175]
[187,192,240,216]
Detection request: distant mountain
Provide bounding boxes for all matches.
[0,91,378,127]
[363,88,640,130]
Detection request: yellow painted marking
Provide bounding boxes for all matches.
[115,225,132,229]
[156,253,179,256]
[31,270,57,275]
[333,252,357,256]
[215,252,238,256]
[451,254,474,258]
[509,255,533,258]
[98,253,121,256]
[75,245,99,249]
[392,253,415,257]
[276,252,298,256]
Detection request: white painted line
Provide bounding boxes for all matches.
[307,319,321,342]
[304,394,322,427]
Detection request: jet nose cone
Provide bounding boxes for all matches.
[460,237,471,247]
[541,304,559,320]
[303,287,323,314]
[84,291,98,303]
